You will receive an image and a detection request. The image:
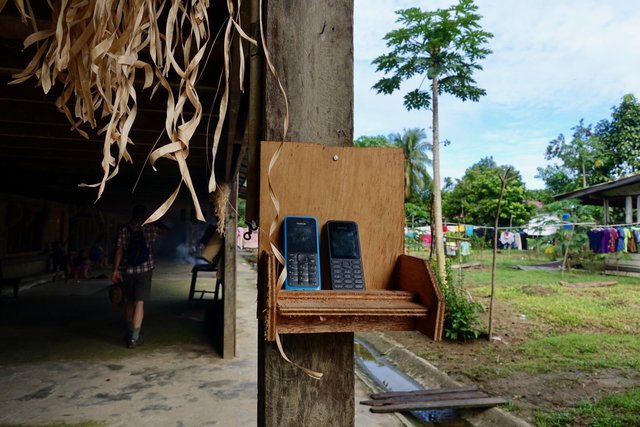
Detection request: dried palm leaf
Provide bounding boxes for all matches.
[5,0,256,224]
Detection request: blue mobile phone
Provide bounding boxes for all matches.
[283,216,321,290]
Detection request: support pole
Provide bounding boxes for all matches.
[222,177,238,359]
[258,1,354,426]
[626,196,633,224]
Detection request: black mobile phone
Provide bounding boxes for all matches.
[326,220,365,290]
[283,216,321,290]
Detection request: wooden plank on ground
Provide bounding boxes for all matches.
[369,386,478,400]
[369,397,509,413]
[451,262,481,269]
[559,281,617,288]
[361,390,488,406]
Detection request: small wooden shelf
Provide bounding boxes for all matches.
[278,290,428,316]
[260,253,444,340]
[257,142,444,341]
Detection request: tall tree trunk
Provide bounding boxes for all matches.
[432,76,446,283]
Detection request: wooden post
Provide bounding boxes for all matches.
[489,168,511,340]
[258,1,354,426]
[637,196,640,224]
[223,177,238,359]
[626,196,633,224]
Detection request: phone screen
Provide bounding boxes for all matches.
[329,223,360,259]
[287,218,318,254]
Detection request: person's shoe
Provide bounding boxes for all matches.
[126,336,144,349]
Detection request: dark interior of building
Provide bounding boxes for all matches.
[0,1,249,357]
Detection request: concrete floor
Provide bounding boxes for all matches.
[0,252,405,426]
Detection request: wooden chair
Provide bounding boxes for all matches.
[188,257,223,304]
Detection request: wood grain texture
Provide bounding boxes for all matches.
[259,3,356,426]
[277,298,427,315]
[395,255,445,341]
[263,333,354,427]
[260,253,431,338]
[369,385,479,400]
[362,391,489,406]
[263,2,353,144]
[276,316,418,334]
[222,178,238,358]
[258,141,405,291]
[369,397,509,413]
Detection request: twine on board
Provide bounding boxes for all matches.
[3,0,256,225]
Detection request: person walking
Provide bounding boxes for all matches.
[112,205,169,349]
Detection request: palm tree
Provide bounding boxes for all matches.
[389,128,433,201]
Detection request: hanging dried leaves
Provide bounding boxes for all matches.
[3,0,255,223]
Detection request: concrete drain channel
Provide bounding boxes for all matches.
[355,337,472,426]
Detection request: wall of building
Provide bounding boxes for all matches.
[0,193,123,280]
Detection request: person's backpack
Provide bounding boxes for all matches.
[125,225,149,267]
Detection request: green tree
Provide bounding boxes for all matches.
[596,94,640,176]
[372,0,493,280]
[535,164,576,195]
[389,128,433,201]
[526,188,554,206]
[405,202,430,225]
[354,135,390,147]
[443,157,535,226]
[538,119,610,194]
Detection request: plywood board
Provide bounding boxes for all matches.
[259,141,405,291]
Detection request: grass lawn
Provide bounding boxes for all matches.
[397,247,640,426]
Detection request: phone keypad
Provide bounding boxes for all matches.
[287,253,319,288]
[330,259,364,290]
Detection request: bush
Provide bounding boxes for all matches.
[435,260,485,340]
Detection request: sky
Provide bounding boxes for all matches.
[354,0,640,189]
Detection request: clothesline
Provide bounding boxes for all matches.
[414,221,640,233]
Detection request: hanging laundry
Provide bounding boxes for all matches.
[630,229,638,253]
[499,230,515,249]
[520,231,528,250]
[460,241,471,256]
[513,233,522,250]
[587,229,602,253]
[465,225,474,237]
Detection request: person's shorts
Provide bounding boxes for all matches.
[123,270,153,302]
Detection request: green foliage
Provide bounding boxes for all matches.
[575,388,640,427]
[534,388,640,427]
[372,1,493,111]
[526,188,554,206]
[596,93,640,176]
[237,198,247,227]
[442,156,535,226]
[520,334,640,372]
[390,128,433,201]
[539,119,611,194]
[404,202,430,225]
[535,164,577,195]
[533,409,573,427]
[540,200,598,268]
[540,93,640,192]
[434,260,485,341]
[354,135,391,147]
